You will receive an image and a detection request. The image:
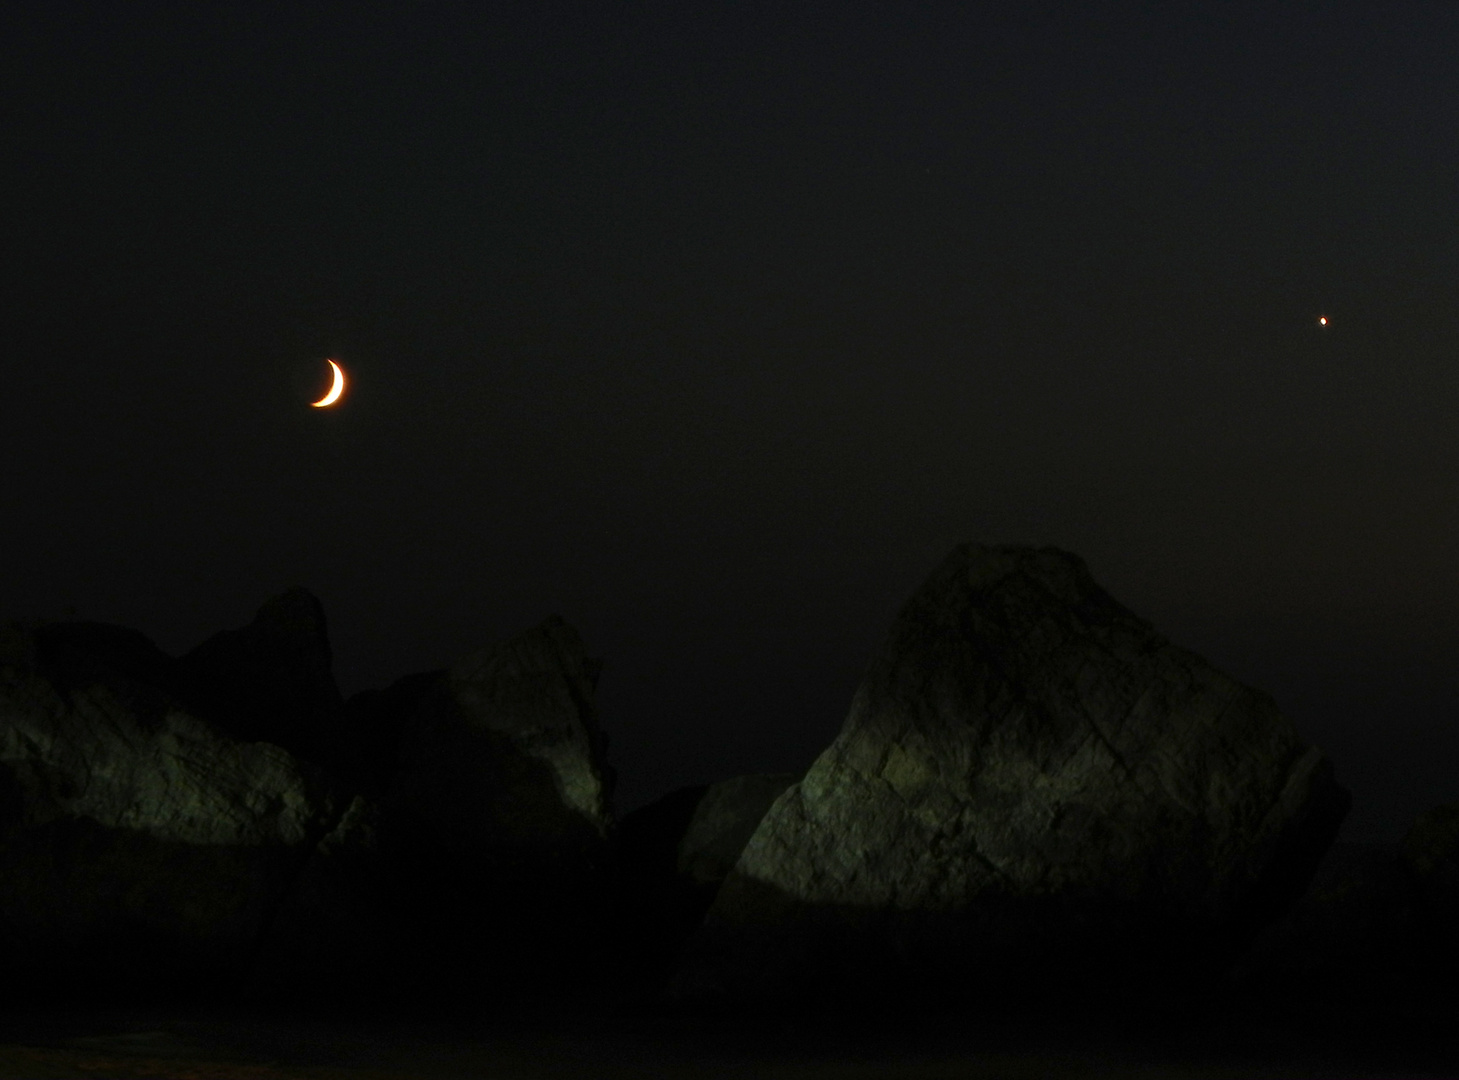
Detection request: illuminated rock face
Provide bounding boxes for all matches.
[679,544,1351,1004]
[0,601,618,1010]
[612,773,799,994]
[676,773,800,888]
[385,615,614,869]
[255,616,618,1007]
[373,617,616,963]
[0,615,340,1003]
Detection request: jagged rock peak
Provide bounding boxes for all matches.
[251,586,334,667]
[679,543,1350,1004]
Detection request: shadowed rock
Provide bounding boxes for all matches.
[331,669,444,799]
[1230,842,1413,1008]
[254,615,617,1009]
[613,773,797,996]
[677,773,800,887]
[173,587,345,781]
[1230,803,1459,1040]
[383,614,613,876]
[0,616,341,1006]
[677,544,1350,1008]
[0,599,625,1014]
[1400,799,1459,956]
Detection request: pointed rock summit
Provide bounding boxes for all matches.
[173,586,344,773]
[256,615,618,1007]
[383,613,614,873]
[678,544,1350,1005]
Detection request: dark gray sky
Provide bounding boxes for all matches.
[4,2,1458,839]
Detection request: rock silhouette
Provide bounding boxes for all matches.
[677,544,1351,1007]
[0,552,1389,1022]
[1400,799,1459,958]
[614,773,797,995]
[172,587,345,781]
[1233,798,1459,1025]
[254,615,617,1009]
[0,615,340,1006]
[0,597,617,1012]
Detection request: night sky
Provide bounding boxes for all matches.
[4,2,1459,840]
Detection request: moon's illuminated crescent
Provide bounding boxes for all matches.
[311,359,345,407]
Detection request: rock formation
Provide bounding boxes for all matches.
[613,773,797,994]
[0,594,619,1012]
[254,615,617,1008]
[677,544,1350,1007]
[172,586,345,782]
[675,773,800,888]
[1399,799,1459,958]
[1230,801,1459,1039]
[382,615,613,872]
[0,614,341,1005]
[1229,842,1414,1011]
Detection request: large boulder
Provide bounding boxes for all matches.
[254,615,617,1008]
[1399,800,1459,958]
[1229,842,1415,1012]
[613,773,797,995]
[0,599,625,1013]
[173,587,346,785]
[1230,805,1459,1046]
[0,615,341,1005]
[676,773,800,888]
[677,544,1350,1007]
[381,614,613,891]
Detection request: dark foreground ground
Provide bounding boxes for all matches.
[0,996,1455,1080]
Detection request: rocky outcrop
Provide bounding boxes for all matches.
[0,615,341,1005]
[254,616,617,1007]
[1400,800,1459,958]
[383,615,613,870]
[675,773,799,887]
[619,773,799,891]
[173,587,346,786]
[0,595,621,1012]
[1229,842,1414,1011]
[613,773,797,995]
[677,544,1350,1007]
[1230,804,1459,1036]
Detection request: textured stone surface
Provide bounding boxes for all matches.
[613,774,798,997]
[173,587,345,784]
[246,793,388,1007]
[382,614,613,875]
[0,616,340,1002]
[679,544,1350,1003]
[256,615,618,1006]
[677,773,799,887]
[0,600,623,1010]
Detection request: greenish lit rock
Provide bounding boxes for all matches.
[677,773,798,887]
[256,616,618,1008]
[0,614,341,1003]
[679,544,1349,1005]
[384,614,613,871]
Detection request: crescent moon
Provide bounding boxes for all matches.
[310,359,345,407]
